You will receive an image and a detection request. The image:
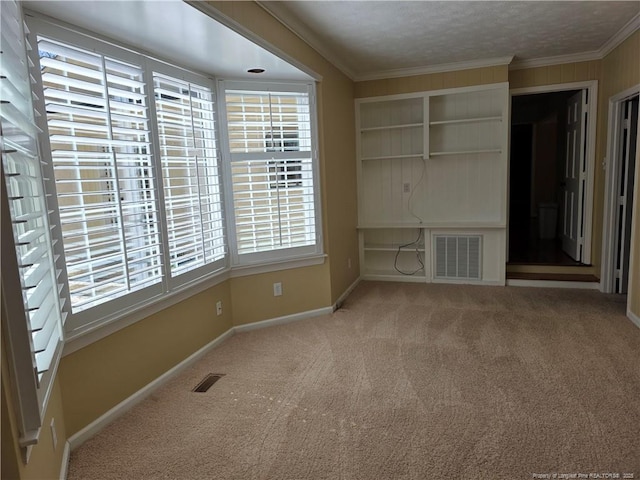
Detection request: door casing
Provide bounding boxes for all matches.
[509,80,598,266]
[601,84,640,294]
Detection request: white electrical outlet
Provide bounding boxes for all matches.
[273,282,282,297]
[50,418,58,450]
[403,182,411,193]
[216,301,222,316]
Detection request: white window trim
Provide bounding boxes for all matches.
[63,251,326,354]
[62,266,231,355]
[218,79,324,267]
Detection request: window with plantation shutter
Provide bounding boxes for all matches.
[153,72,225,281]
[223,82,320,264]
[35,36,164,314]
[1,0,64,446]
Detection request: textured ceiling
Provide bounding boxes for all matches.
[263,1,640,78]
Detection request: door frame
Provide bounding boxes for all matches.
[601,84,640,293]
[509,81,598,265]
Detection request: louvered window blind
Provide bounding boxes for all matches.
[0,0,64,446]
[37,37,163,313]
[153,73,225,279]
[224,84,318,260]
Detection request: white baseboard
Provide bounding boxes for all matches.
[66,305,334,451]
[59,441,70,480]
[234,306,333,333]
[67,328,234,451]
[628,310,640,329]
[333,276,361,310]
[506,279,600,289]
[64,303,340,460]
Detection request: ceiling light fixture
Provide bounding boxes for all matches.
[247,68,265,74]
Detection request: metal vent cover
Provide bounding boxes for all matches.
[192,373,225,393]
[434,235,482,280]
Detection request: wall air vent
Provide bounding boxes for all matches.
[434,235,482,280]
[192,373,225,393]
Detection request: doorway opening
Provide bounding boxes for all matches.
[508,88,594,270]
[602,89,639,295]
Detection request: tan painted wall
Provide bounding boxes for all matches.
[60,282,233,436]
[2,337,67,480]
[230,263,331,325]
[207,1,359,304]
[509,60,602,89]
[600,31,640,316]
[354,65,508,98]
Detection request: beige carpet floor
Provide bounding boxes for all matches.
[68,282,640,480]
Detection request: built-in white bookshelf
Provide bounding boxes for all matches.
[356,83,509,285]
[360,227,426,281]
[429,88,503,156]
[359,97,425,161]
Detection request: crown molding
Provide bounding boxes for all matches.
[355,56,514,82]
[256,1,356,81]
[510,12,639,71]
[509,50,602,71]
[600,12,640,57]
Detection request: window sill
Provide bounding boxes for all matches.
[63,269,231,356]
[63,253,327,355]
[230,253,327,278]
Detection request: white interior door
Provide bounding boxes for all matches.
[561,90,587,261]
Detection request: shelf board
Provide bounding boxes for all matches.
[359,223,424,228]
[429,116,502,126]
[429,149,501,157]
[364,244,426,252]
[360,153,424,161]
[362,272,426,283]
[361,122,423,132]
[358,222,506,229]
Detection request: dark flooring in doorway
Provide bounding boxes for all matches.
[508,219,585,266]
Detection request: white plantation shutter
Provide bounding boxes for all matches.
[224,83,319,261]
[36,36,163,314]
[0,0,64,446]
[153,72,225,279]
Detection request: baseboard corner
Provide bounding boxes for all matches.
[627,310,640,329]
[59,441,70,480]
[333,276,361,311]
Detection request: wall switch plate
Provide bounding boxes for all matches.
[216,301,222,316]
[273,282,282,296]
